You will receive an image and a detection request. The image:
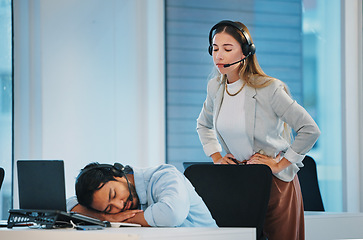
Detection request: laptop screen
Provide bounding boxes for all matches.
[17,160,67,211]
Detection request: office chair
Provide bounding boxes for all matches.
[183,161,213,170]
[0,167,4,190]
[184,164,272,240]
[297,155,325,211]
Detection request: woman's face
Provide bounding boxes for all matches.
[212,32,244,82]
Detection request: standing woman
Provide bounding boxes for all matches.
[197,20,320,240]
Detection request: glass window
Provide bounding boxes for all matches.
[0,0,13,219]
[302,0,342,211]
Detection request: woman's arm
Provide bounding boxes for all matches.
[270,82,320,164]
[197,79,224,157]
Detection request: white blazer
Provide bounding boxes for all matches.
[197,76,321,182]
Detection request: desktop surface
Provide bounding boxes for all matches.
[0,227,255,240]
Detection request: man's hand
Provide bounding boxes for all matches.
[101,209,144,223]
[123,211,150,227]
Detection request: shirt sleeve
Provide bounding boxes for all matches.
[271,82,321,164]
[196,79,223,156]
[143,168,190,227]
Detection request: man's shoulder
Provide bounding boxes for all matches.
[156,164,179,170]
[150,164,184,183]
[135,164,181,179]
[150,164,181,177]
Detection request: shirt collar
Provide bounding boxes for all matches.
[129,166,148,206]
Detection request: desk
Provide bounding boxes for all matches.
[0,227,255,240]
[305,212,363,240]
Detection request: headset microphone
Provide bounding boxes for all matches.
[223,55,249,68]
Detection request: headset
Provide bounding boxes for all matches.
[208,20,256,57]
[79,163,128,177]
[78,163,134,207]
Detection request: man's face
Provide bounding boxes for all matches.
[91,177,138,214]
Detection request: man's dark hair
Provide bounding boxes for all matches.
[75,162,120,210]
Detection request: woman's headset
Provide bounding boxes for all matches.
[208,20,256,57]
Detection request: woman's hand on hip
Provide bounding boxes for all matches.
[215,153,242,165]
[248,153,286,174]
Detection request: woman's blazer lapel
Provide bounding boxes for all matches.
[213,82,225,126]
[212,82,232,153]
[244,85,257,148]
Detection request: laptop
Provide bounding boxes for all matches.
[7,160,110,228]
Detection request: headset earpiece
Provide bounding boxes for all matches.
[208,20,256,57]
[208,45,213,56]
[110,163,125,177]
[79,163,125,178]
[113,163,125,172]
[242,42,256,56]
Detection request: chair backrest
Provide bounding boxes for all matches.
[184,164,272,240]
[183,161,213,170]
[0,167,4,190]
[297,155,325,211]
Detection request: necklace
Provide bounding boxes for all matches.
[225,81,246,96]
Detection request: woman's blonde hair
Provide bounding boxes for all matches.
[210,21,293,143]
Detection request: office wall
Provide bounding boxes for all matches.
[13,0,165,202]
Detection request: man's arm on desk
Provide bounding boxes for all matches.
[68,196,143,223]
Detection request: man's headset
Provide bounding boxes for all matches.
[79,163,128,177]
[78,163,134,208]
[208,20,256,57]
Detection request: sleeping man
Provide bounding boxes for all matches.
[67,162,217,227]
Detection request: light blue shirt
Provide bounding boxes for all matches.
[67,164,217,227]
